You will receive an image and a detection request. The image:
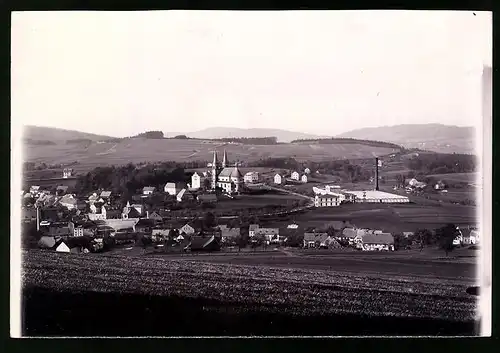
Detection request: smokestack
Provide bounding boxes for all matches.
[36,206,40,231]
[375,158,379,191]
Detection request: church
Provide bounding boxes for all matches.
[191,150,244,194]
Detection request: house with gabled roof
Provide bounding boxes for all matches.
[180,222,196,236]
[164,182,187,196]
[274,174,285,185]
[56,185,69,195]
[303,232,329,248]
[142,186,156,195]
[249,224,259,237]
[100,190,112,199]
[197,193,218,204]
[291,171,300,181]
[184,235,221,252]
[358,233,395,251]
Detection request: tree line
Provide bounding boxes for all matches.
[403,153,477,175]
[74,162,191,200]
[290,137,402,150]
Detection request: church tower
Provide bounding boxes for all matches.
[222,150,228,168]
[211,150,219,189]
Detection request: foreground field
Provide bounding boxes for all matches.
[23,138,399,172]
[22,250,478,336]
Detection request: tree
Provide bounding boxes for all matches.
[415,228,434,251]
[436,223,459,256]
[203,212,217,229]
[203,178,211,190]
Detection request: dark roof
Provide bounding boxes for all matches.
[342,228,359,238]
[361,233,394,245]
[148,211,163,219]
[303,233,329,242]
[186,235,220,251]
[48,226,72,236]
[198,194,218,202]
[136,218,155,227]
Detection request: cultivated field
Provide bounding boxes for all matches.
[23,139,399,172]
[262,203,477,234]
[22,249,478,336]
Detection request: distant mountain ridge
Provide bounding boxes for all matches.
[24,125,115,142]
[337,124,476,154]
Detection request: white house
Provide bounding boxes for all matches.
[164,182,185,196]
[291,171,300,180]
[191,172,206,190]
[244,171,259,184]
[63,168,73,179]
[301,174,308,183]
[304,168,311,174]
[358,233,395,251]
[56,241,71,253]
[59,194,77,210]
[180,223,196,235]
[88,205,107,221]
[249,224,259,237]
[73,227,84,237]
[274,174,284,185]
[142,186,156,195]
[314,194,341,207]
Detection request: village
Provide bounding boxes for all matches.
[21,151,480,256]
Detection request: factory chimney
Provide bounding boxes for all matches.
[36,205,40,231]
[375,157,380,191]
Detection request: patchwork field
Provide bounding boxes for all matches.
[23,139,399,172]
[22,249,478,336]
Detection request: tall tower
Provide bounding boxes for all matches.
[211,150,219,189]
[375,157,380,191]
[222,150,228,168]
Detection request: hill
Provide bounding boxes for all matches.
[23,137,400,173]
[23,125,116,143]
[337,124,476,154]
[176,127,329,143]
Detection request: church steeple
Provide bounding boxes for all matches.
[211,150,218,190]
[222,150,228,168]
[212,150,218,167]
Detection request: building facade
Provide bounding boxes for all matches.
[314,194,341,207]
[244,171,259,184]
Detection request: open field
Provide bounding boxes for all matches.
[262,203,477,234]
[207,193,305,211]
[23,139,399,172]
[22,249,478,336]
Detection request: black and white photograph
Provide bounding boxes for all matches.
[11,10,491,337]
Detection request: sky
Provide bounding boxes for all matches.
[11,10,492,137]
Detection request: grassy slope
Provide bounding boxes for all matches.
[23,138,400,171]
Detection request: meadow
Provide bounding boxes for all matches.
[22,249,478,336]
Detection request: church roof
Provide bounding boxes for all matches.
[219,167,243,178]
